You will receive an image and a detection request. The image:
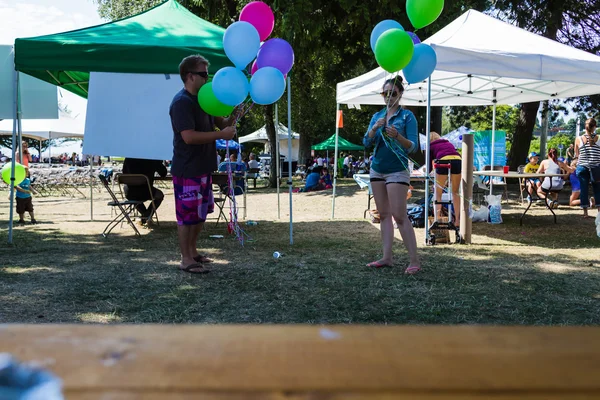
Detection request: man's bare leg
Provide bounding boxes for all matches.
[190,222,204,259]
[177,225,206,272]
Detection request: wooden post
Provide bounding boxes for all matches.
[460,133,474,244]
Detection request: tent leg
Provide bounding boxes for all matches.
[90,161,94,221]
[424,79,432,244]
[286,76,293,245]
[489,90,497,195]
[275,103,280,220]
[331,103,340,219]
[8,70,21,244]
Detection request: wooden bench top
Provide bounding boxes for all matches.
[2,325,600,399]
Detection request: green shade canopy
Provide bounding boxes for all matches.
[312,134,364,151]
[14,0,230,98]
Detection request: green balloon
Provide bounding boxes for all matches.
[198,82,235,117]
[374,29,414,73]
[407,0,444,29]
[1,162,26,186]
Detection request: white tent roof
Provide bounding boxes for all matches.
[0,109,85,141]
[239,123,300,144]
[336,10,600,106]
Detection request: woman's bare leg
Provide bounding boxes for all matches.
[387,183,420,269]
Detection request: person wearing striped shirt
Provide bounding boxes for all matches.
[575,118,600,219]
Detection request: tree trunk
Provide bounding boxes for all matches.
[508,0,562,171]
[508,101,540,170]
[264,104,278,188]
[431,106,443,134]
[298,135,312,167]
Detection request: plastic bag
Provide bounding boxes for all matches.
[0,354,63,400]
[485,194,503,224]
[471,207,489,222]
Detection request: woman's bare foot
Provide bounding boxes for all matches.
[366,259,393,268]
[405,265,421,275]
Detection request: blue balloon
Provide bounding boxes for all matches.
[212,67,249,106]
[249,67,285,105]
[223,21,261,69]
[403,43,437,84]
[370,20,404,53]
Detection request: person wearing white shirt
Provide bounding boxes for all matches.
[248,153,260,169]
[317,156,324,166]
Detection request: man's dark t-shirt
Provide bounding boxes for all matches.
[122,158,167,199]
[170,88,217,177]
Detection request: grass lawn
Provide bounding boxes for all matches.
[1,179,599,325]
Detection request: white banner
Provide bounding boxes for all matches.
[83,72,181,160]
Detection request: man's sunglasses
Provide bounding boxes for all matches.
[381,91,399,97]
[190,71,209,79]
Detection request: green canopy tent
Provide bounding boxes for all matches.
[311,134,364,152]
[7,0,234,243]
[14,0,231,98]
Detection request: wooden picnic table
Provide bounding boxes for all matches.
[473,170,567,225]
[1,325,600,399]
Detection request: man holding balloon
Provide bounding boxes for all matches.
[169,55,238,275]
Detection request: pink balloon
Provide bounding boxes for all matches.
[240,1,274,42]
[250,60,259,75]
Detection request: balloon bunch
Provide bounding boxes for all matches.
[201,1,294,245]
[371,0,443,84]
[198,1,294,118]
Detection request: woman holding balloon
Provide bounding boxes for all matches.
[363,77,421,274]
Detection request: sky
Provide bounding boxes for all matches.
[0,0,103,156]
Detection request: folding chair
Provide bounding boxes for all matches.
[98,174,141,237]
[209,173,230,226]
[116,174,160,226]
[246,168,261,189]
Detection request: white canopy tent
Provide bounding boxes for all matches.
[334,9,600,242]
[239,123,300,162]
[0,109,85,158]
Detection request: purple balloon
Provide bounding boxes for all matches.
[256,38,294,75]
[407,31,421,44]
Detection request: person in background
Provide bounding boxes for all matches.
[248,153,260,169]
[15,141,32,168]
[566,143,575,164]
[574,117,600,219]
[429,131,462,224]
[300,165,323,192]
[13,171,36,224]
[316,154,324,167]
[536,148,569,209]
[122,157,168,224]
[216,151,221,165]
[218,153,247,195]
[566,158,595,207]
[524,152,541,202]
[320,167,332,189]
[363,76,420,274]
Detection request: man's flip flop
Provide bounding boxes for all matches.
[193,254,213,263]
[179,263,210,274]
[367,261,393,268]
[405,266,421,275]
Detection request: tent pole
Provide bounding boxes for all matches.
[331,104,340,219]
[489,89,497,195]
[540,100,549,161]
[286,76,293,245]
[90,160,94,221]
[424,78,432,245]
[8,70,20,244]
[275,103,280,219]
